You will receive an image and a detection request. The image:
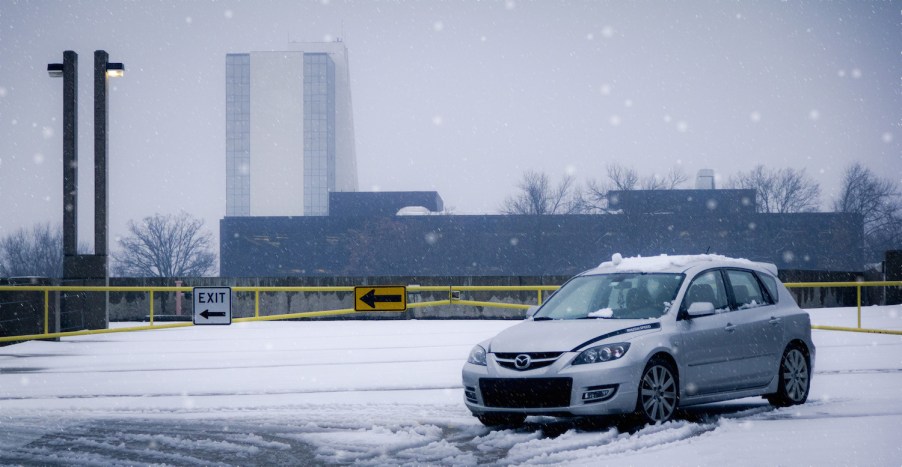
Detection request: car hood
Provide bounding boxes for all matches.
[487,319,661,353]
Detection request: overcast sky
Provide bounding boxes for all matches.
[0,0,899,255]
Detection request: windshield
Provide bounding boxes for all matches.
[535,273,685,320]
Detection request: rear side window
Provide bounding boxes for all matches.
[756,272,780,303]
[726,269,772,309]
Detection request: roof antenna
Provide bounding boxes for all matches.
[705,246,711,254]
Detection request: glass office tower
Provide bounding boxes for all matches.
[225,42,356,217]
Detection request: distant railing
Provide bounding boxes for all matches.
[783,281,902,335]
[1,281,900,343]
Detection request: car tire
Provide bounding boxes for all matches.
[766,344,810,407]
[636,357,679,424]
[476,413,526,428]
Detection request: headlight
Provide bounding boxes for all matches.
[572,343,630,365]
[467,345,487,366]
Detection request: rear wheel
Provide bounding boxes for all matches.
[476,413,526,428]
[636,357,679,424]
[766,345,810,407]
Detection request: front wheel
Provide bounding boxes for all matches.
[636,358,679,424]
[766,345,810,407]
[476,413,526,428]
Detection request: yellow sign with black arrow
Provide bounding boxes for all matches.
[354,286,407,312]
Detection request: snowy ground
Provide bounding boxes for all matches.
[1,306,901,466]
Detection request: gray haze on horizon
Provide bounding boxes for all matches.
[0,0,899,263]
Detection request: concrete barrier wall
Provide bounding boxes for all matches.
[0,278,59,345]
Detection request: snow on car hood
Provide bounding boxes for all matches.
[487,319,661,353]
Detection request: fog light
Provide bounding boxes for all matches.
[582,385,617,403]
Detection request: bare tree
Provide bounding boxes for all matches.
[833,163,902,262]
[727,165,821,213]
[581,163,688,213]
[113,212,217,277]
[641,167,690,190]
[0,223,64,278]
[606,163,640,191]
[499,170,583,215]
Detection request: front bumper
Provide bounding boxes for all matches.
[461,351,642,417]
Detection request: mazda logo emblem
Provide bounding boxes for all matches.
[514,354,532,370]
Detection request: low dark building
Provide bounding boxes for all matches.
[608,189,756,215]
[220,190,864,277]
[329,191,444,217]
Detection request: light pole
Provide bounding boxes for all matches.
[47,51,78,263]
[94,50,124,260]
[46,51,78,336]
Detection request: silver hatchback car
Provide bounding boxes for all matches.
[462,254,814,427]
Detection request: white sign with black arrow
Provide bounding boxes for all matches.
[193,286,232,325]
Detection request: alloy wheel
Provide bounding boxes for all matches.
[640,362,678,423]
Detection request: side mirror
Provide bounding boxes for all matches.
[686,302,716,318]
[526,305,540,318]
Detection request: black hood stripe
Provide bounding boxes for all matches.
[571,322,662,352]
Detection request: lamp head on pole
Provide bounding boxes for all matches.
[47,63,64,78]
[105,62,125,78]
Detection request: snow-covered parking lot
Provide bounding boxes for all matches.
[1,306,901,465]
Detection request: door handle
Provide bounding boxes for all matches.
[769,317,782,326]
[724,323,736,333]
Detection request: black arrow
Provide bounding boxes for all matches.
[360,289,403,309]
[200,309,226,319]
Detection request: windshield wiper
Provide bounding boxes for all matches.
[532,316,554,321]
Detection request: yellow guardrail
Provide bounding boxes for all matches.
[1,281,900,343]
[0,284,560,343]
[783,281,902,335]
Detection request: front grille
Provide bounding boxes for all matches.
[494,352,564,371]
[479,378,573,408]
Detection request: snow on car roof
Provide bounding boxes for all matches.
[589,253,778,275]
